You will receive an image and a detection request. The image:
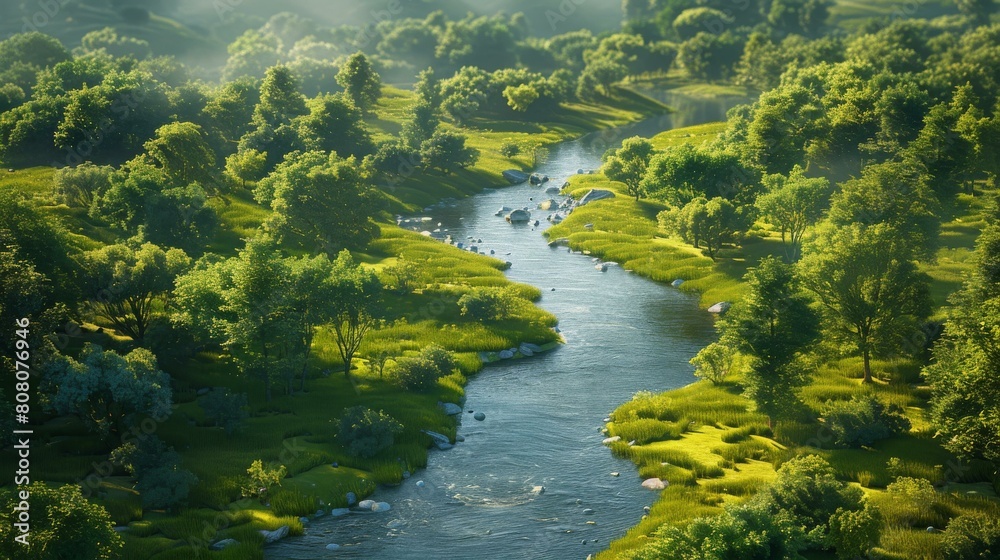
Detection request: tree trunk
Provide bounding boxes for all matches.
[862,350,873,384]
[343,353,352,378]
[264,375,272,402]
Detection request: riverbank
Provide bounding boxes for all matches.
[3,85,670,559]
[543,124,1000,560]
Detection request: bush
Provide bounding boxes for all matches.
[690,342,736,384]
[241,459,286,503]
[499,141,521,158]
[828,504,882,560]
[394,344,456,391]
[458,288,513,321]
[942,512,1000,559]
[199,388,249,435]
[110,436,196,511]
[337,406,403,458]
[824,394,911,448]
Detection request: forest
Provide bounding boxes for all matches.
[0,0,998,559]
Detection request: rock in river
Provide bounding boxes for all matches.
[439,401,463,415]
[499,349,515,359]
[502,169,529,184]
[641,478,667,490]
[259,525,290,544]
[602,436,621,445]
[506,209,531,223]
[358,500,376,510]
[707,302,731,314]
[474,412,486,421]
[371,502,391,513]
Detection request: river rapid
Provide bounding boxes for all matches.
[267,92,746,560]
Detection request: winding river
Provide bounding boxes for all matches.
[267,92,746,560]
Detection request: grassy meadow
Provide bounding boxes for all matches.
[542,123,1000,560]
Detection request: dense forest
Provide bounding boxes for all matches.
[0,0,999,558]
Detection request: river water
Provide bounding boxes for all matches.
[267,92,746,560]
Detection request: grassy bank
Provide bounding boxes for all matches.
[541,123,1000,560]
[1,85,667,558]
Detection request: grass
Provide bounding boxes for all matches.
[574,123,1000,559]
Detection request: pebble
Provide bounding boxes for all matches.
[416,480,425,488]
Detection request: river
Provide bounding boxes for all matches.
[267,92,747,560]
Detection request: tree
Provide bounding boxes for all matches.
[678,31,745,82]
[287,254,342,391]
[719,257,819,425]
[81,243,191,343]
[414,66,441,107]
[110,435,197,510]
[756,165,833,261]
[401,101,439,150]
[199,388,249,435]
[296,92,373,157]
[52,162,113,208]
[225,149,268,188]
[799,223,932,383]
[954,0,995,26]
[329,250,382,379]
[827,161,939,259]
[577,54,627,98]
[420,129,479,174]
[143,122,217,189]
[925,224,1000,467]
[242,459,286,503]
[336,52,382,113]
[202,77,259,145]
[660,197,742,260]
[503,84,540,112]
[690,342,737,384]
[641,143,760,208]
[254,65,307,127]
[0,483,122,560]
[768,0,830,36]
[602,136,656,200]
[42,344,172,441]
[261,151,381,254]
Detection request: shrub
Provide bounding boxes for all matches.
[824,394,911,448]
[199,388,249,435]
[458,288,513,321]
[110,436,196,510]
[394,344,457,391]
[827,504,882,560]
[942,512,1000,559]
[242,459,286,503]
[690,342,736,384]
[883,476,940,527]
[499,141,521,158]
[337,406,403,458]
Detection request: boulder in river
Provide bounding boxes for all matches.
[518,343,535,356]
[577,189,615,207]
[641,478,667,490]
[538,199,559,211]
[346,491,357,505]
[422,430,451,446]
[548,237,570,248]
[671,279,684,288]
[439,402,463,415]
[602,436,621,445]
[259,525,290,544]
[499,349,515,359]
[707,302,731,314]
[502,169,529,184]
[330,508,351,517]
[531,485,545,495]
[474,412,486,421]
[547,185,562,194]
[371,502,391,513]
[358,499,376,510]
[506,209,531,223]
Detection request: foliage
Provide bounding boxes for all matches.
[602,136,656,200]
[336,52,382,113]
[296,92,373,157]
[337,406,404,458]
[41,344,172,440]
[690,342,737,384]
[81,242,191,342]
[458,288,514,321]
[394,344,457,392]
[242,459,287,503]
[800,223,932,383]
[200,388,250,435]
[720,257,819,424]
[328,250,383,378]
[755,165,832,261]
[499,140,521,158]
[823,394,911,448]
[0,483,122,560]
[942,512,1000,559]
[419,129,479,174]
[52,162,113,208]
[659,197,742,260]
[925,224,1000,466]
[827,503,882,560]
[111,435,197,510]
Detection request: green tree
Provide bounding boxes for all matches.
[800,223,932,383]
[52,162,113,208]
[337,406,403,457]
[81,243,191,343]
[577,54,627,98]
[401,101,439,150]
[143,122,218,189]
[925,224,1000,467]
[254,65,307,127]
[414,66,441,107]
[678,31,745,81]
[42,344,172,440]
[503,83,540,112]
[261,151,380,254]
[690,342,738,384]
[336,52,382,113]
[755,165,832,261]
[602,136,656,200]
[202,77,260,145]
[296,92,373,157]
[720,257,819,425]
[420,129,480,174]
[225,149,268,189]
[0,483,122,560]
[660,197,742,260]
[328,250,382,379]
